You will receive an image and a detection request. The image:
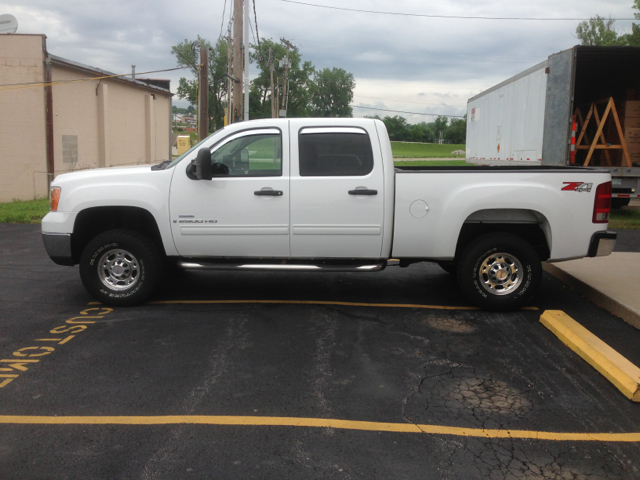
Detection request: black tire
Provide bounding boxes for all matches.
[79,229,163,307]
[437,261,457,276]
[456,232,541,311]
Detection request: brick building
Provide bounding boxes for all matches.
[0,34,172,202]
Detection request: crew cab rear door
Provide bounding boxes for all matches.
[289,121,385,258]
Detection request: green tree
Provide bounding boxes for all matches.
[249,38,315,119]
[576,15,619,46]
[171,36,229,131]
[432,116,449,142]
[382,115,410,141]
[448,117,467,144]
[309,67,355,117]
[409,122,433,143]
[617,0,640,45]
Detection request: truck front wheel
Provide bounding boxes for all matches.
[456,233,541,311]
[79,229,163,307]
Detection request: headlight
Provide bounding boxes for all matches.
[50,187,61,211]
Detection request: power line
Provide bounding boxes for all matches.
[352,105,465,118]
[0,66,189,92]
[218,0,228,40]
[354,94,466,108]
[253,0,265,63]
[248,11,257,45]
[280,0,636,21]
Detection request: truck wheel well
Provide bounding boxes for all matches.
[455,223,550,261]
[71,207,164,263]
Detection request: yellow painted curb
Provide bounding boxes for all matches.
[540,310,640,402]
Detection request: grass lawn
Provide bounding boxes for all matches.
[609,208,640,229]
[0,198,50,224]
[391,142,465,158]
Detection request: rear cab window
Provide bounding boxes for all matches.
[298,127,374,176]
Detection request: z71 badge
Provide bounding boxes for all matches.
[562,182,593,192]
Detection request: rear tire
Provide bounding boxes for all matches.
[79,229,163,307]
[456,232,541,311]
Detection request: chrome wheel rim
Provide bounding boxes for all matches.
[478,252,523,296]
[97,249,140,291]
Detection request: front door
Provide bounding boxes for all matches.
[169,127,290,258]
[289,121,385,258]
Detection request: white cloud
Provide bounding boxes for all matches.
[2,0,638,120]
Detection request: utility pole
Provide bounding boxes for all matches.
[232,0,243,123]
[226,32,233,125]
[243,0,249,121]
[197,40,209,141]
[269,47,275,118]
[279,38,296,118]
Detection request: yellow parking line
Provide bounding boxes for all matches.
[0,415,636,442]
[143,299,539,311]
[149,299,480,309]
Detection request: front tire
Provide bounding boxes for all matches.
[437,261,457,276]
[456,232,541,311]
[79,229,163,307]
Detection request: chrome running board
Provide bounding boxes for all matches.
[178,259,387,272]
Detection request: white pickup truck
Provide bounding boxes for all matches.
[42,118,616,309]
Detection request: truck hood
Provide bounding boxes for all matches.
[52,165,155,185]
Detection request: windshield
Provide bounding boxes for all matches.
[167,127,226,168]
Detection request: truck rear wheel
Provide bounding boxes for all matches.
[79,229,163,307]
[456,233,541,311]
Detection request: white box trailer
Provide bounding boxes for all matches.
[466,45,640,206]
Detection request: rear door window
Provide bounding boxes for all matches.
[298,128,374,176]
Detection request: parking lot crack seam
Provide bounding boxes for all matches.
[140,317,249,480]
[309,313,337,435]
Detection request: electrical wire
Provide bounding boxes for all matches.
[281,0,635,21]
[354,94,466,108]
[253,0,265,63]
[218,0,228,40]
[352,105,464,118]
[0,66,189,92]
[249,12,257,45]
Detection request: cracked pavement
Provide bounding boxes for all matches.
[0,224,639,479]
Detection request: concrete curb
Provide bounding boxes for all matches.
[543,262,640,331]
[540,310,640,402]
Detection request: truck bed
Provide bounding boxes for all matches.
[395,165,604,173]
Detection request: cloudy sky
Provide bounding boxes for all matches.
[2,0,638,123]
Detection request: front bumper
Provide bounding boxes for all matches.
[42,233,74,266]
[587,231,617,257]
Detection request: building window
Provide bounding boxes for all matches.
[62,135,78,164]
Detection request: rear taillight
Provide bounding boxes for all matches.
[592,181,611,223]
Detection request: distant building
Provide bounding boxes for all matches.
[0,34,172,202]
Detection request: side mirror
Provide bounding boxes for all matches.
[186,148,212,180]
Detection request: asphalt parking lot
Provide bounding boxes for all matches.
[1,224,639,479]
